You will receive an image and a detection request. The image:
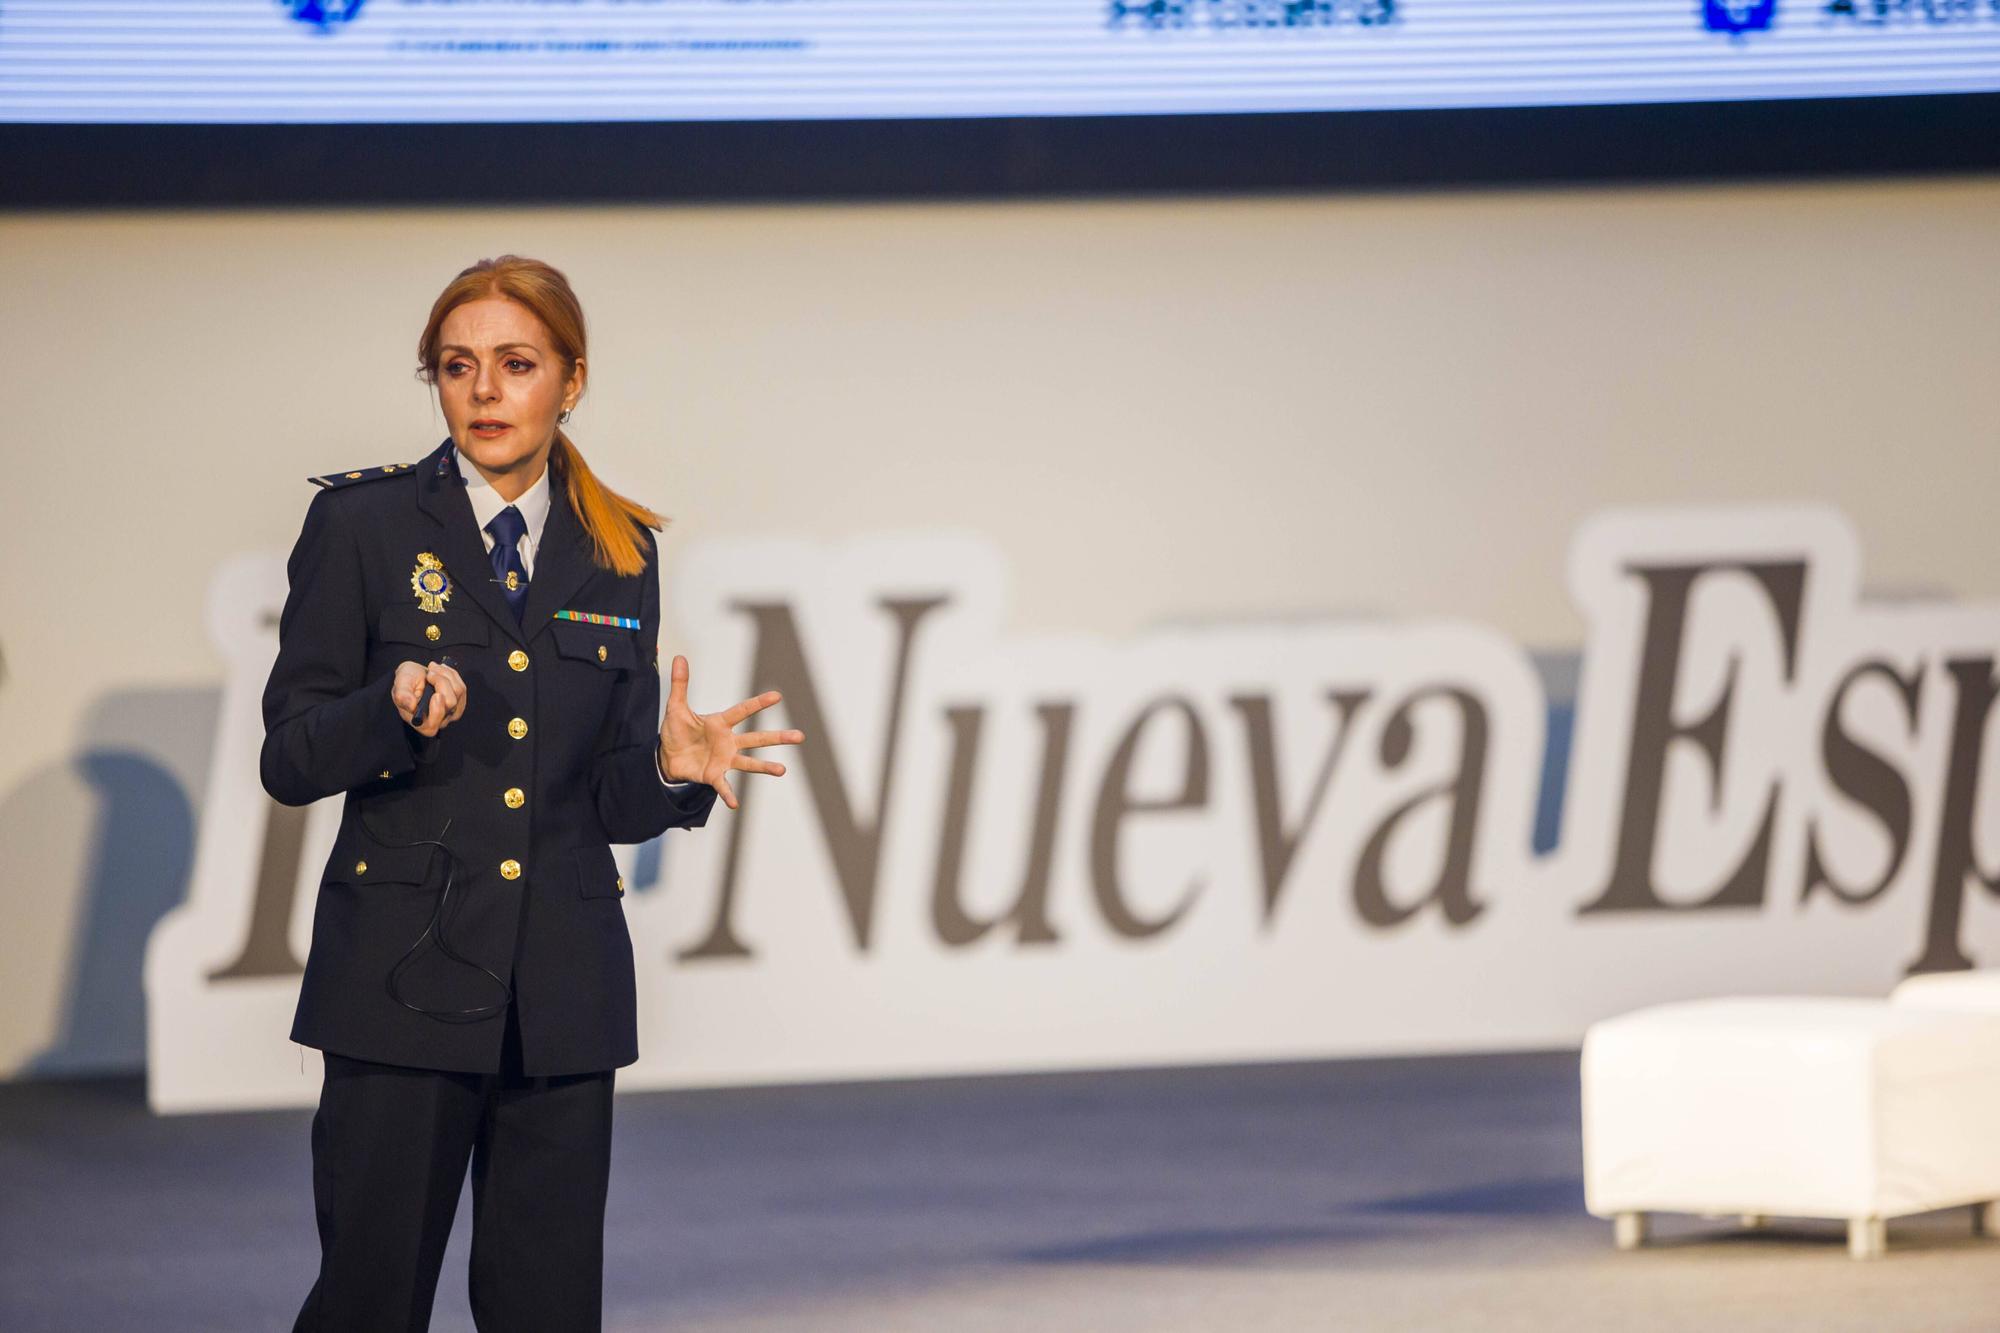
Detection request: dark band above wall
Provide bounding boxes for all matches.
[4,95,1997,208]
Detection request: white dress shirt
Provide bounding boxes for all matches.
[460,446,553,577]
[456,447,688,788]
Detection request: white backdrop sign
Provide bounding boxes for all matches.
[145,506,2000,1111]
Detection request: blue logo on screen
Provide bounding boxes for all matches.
[279,0,367,32]
[1702,0,1776,34]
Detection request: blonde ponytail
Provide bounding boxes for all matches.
[553,432,663,577]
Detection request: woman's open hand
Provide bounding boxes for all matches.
[657,655,804,810]
[392,659,467,737]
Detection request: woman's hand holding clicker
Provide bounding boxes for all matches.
[656,655,805,810]
[393,660,468,736]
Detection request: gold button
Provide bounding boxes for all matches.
[508,649,529,672]
[596,644,608,663]
[503,787,525,809]
[500,859,521,880]
[355,860,368,875]
[507,717,528,740]
[616,876,625,894]
[425,623,441,642]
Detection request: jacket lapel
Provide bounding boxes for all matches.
[413,440,528,647]
[520,482,597,643]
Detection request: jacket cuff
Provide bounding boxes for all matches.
[613,743,718,835]
[342,671,422,784]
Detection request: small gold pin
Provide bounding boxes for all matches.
[596,644,608,663]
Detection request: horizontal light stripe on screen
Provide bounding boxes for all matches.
[0,0,1995,123]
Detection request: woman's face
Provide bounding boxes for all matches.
[435,296,583,486]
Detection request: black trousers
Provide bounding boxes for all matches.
[292,1006,616,1333]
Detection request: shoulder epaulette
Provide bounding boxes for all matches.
[309,462,417,489]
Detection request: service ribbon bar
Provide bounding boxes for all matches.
[553,609,642,630]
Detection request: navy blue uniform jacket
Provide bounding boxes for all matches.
[260,439,717,1075]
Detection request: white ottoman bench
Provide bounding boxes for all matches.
[1581,997,2000,1258]
[1891,968,2000,1016]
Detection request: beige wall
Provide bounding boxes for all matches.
[3,175,1997,1078]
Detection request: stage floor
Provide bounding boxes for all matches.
[4,1051,1996,1331]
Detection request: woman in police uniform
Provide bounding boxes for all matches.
[262,255,803,1332]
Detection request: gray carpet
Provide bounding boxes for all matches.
[2,1052,1995,1331]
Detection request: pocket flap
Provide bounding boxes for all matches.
[552,621,638,671]
[572,843,624,899]
[326,827,440,886]
[379,605,490,649]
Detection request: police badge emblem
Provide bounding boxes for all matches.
[411,552,452,613]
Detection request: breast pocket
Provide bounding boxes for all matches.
[550,620,638,674]
[379,605,491,651]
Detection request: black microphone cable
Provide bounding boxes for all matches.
[361,813,513,1023]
